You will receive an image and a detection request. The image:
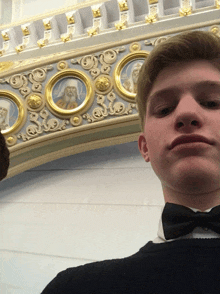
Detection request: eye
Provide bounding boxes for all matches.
[156,107,174,117]
[200,100,220,108]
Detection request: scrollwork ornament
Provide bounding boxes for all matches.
[144,40,153,46]
[99,48,125,75]
[107,91,133,115]
[29,68,47,83]
[90,67,101,79]
[101,49,118,64]
[19,86,31,97]
[106,91,136,116]
[72,55,100,79]
[20,112,43,140]
[10,74,28,89]
[70,115,82,127]
[80,55,98,70]
[83,94,108,123]
[153,36,170,46]
[83,91,136,123]
[32,83,42,92]
[17,109,69,141]
[40,109,69,132]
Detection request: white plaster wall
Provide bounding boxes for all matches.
[0,141,165,293]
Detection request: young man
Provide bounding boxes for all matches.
[41,30,220,293]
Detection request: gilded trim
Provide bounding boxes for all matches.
[45,69,94,118]
[0,90,26,135]
[114,51,150,101]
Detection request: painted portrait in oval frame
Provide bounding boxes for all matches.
[0,91,25,135]
[114,51,150,102]
[45,69,94,118]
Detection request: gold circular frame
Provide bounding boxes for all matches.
[45,69,94,118]
[0,90,26,135]
[114,51,150,102]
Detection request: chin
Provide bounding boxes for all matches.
[167,171,220,194]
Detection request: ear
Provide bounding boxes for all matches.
[138,133,150,162]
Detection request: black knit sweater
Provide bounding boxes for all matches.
[41,238,220,294]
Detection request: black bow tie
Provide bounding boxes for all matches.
[162,203,220,240]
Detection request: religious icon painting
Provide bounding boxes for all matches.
[45,69,94,118]
[0,91,26,135]
[114,51,150,102]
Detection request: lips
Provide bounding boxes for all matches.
[170,135,214,150]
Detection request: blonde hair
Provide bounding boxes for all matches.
[136,30,220,131]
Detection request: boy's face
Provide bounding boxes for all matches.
[138,60,220,194]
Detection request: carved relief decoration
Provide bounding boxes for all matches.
[17,109,69,141]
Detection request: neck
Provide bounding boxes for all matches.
[162,185,220,211]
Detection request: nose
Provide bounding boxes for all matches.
[174,94,203,132]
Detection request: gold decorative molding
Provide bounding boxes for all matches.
[216,0,220,8]
[114,51,149,102]
[115,20,127,30]
[21,26,30,36]
[0,61,14,72]
[179,6,192,16]
[145,13,158,24]
[149,0,158,3]
[94,74,113,95]
[0,0,108,31]
[88,26,99,36]
[61,34,71,43]
[6,135,17,147]
[66,15,75,24]
[26,93,45,112]
[130,42,141,52]
[0,90,26,135]
[43,20,52,30]
[45,69,94,118]
[15,45,25,53]
[210,25,220,37]
[118,0,129,12]
[37,39,48,48]
[2,32,9,41]
[57,61,69,71]
[70,115,82,126]
[92,7,101,18]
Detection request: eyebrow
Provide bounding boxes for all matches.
[147,80,220,106]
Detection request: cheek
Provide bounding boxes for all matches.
[145,121,169,157]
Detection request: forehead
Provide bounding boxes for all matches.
[147,60,220,106]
